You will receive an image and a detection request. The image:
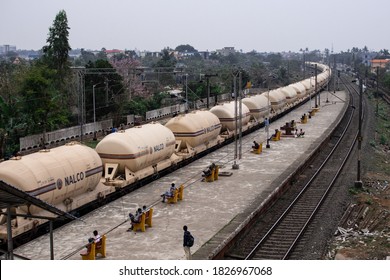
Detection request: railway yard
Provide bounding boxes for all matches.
[2,67,389,261]
[12,90,353,260]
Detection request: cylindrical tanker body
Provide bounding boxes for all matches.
[280,86,298,105]
[0,142,102,214]
[265,89,286,112]
[165,110,222,150]
[242,94,269,120]
[209,101,251,132]
[290,82,307,99]
[301,78,314,95]
[317,72,328,88]
[96,123,175,173]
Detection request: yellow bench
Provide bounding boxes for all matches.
[271,130,281,141]
[81,235,107,260]
[133,208,154,232]
[309,109,316,117]
[301,114,308,124]
[312,107,320,113]
[203,165,219,182]
[145,208,153,227]
[252,143,263,154]
[280,121,296,136]
[167,185,184,203]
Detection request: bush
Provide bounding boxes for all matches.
[379,134,388,145]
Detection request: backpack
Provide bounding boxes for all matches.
[187,233,194,247]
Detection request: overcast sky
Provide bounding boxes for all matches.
[1,0,389,53]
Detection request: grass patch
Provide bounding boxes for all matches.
[83,140,100,149]
[349,187,361,195]
[365,198,373,205]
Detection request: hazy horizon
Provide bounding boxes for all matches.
[1,0,389,53]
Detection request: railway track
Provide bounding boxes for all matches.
[224,82,364,260]
[379,87,390,105]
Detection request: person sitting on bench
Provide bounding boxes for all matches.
[161,183,177,203]
[271,129,279,139]
[127,209,142,231]
[252,141,260,149]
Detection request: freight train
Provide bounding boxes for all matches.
[0,62,331,241]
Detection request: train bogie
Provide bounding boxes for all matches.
[281,86,298,106]
[0,142,104,239]
[96,123,176,179]
[165,110,223,155]
[301,78,315,96]
[290,82,307,99]
[210,101,251,133]
[242,94,270,121]
[0,142,102,214]
[266,89,286,113]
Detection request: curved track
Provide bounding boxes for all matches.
[224,82,364,260]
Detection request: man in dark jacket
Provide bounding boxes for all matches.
[183,225,192,260]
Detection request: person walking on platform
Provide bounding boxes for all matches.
[183,225,194,260]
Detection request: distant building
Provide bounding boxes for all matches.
[139,51,161,58]
[0,44,17,54]
[216,47,236,56]
[370,59,390,73]
[198,51,210,59]
[105,49,125,59]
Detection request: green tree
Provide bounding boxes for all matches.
[0,96,11,157]
[383,73,390,91]
[0,61,29,157]
[154,49,177,86]
[42,9,73,113]
[20,62,69,136]
[175,44,197,53]
[42,10,71,74]
[155,49,176,68]
[84,60,124,124]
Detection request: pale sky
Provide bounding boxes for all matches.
[1,0,389,53]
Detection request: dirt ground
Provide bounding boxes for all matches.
[325,92,390,260]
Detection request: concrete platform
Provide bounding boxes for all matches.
[13,91,348,260]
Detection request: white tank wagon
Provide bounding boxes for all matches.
[265,89,286,113]
[209,101,251,134]
[165,110,223,156]
[0,142,102,213]
[316,63,329,72]
[0,142,103,239]
[301,78,315,97]
[96,123,177,182]
[317,72,329,88]
[280,86,298,106]
[242,94,269,122]
[290,82,307,100]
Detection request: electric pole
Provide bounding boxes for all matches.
[205,74,218,109]
[355,77,363,188]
